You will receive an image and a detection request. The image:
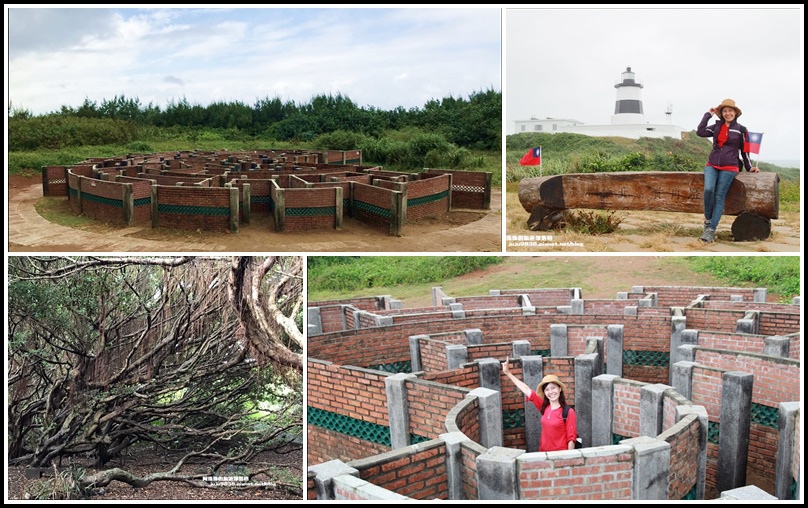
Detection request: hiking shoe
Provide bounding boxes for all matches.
[700,228,716,243]
[703,220,711,229]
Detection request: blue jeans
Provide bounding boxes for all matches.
[703,166,737,229]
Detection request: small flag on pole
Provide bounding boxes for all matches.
[745,132,763,155]
[519,147,542,166]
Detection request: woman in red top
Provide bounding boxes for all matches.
[696,98,760,243]
[502,357,577,452]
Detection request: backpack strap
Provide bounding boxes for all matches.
[562,405,569,421]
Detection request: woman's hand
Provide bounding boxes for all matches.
[750,166,760,173]
[709,107,717,115]
[502,356,510,374]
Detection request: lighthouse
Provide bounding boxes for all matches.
[611,66,644,125]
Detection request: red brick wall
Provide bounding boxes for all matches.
[425,169,490,209]
[352,182,396,229]
[282,187,338,232]
[115,176,152,223]
[42,166,68,196]
[662,400,701,500]
[357,442,449,499]
[406,175,450,221]
[154,186,233,231]
[77,178,127,224]
[519,452,634,500]
[612,380,643,439]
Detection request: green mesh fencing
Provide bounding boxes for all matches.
[157,204,230,215]
[708,421,720,445]
[286,206,336,217]
[81,193,123,208]
[134,197,151,207]
[502,409,525,430]
[369,361,411,374]
[354,200,392,218]
[531,349,551,357]
[308,406,391,446]
[408,190,449,207]
[681,483,698,500]
[623,350,669,367]
[751,402,779,428]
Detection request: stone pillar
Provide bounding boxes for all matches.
[308,459,359,500]
[440,432,469,500]
[242,183,251,224]
[716,371,753,494]
[308,307,322,335]
[478,358,501,392]
[409,334,428,373]
[676,404,708,500]
[449,303,465,319]
[591,374,618,447]
[640,384,669,437]
[476,447,523,500]
[385,373,415,449]
[622,436,670,500]
[669,316,687,384]
[606,324,623,377]
[753,288,767,303]
[574,353,597,447]
[775,401,800,500]
[763,336,790,358]
[521,356,543,453]
[550,324,567,356]
[375,315,392,327]
[736,311,759,335]
[468,387,503,449]
[446,344,468,369]
[228,185,239,233]
[671,361,695,401]
[465,329,483,346]
[512,340,531,359]
[570,298,584,315]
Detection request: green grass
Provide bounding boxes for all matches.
[685,256,800,301]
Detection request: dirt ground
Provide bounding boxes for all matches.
[6,447,304,501]
[504,186,801,253]
[7,174,502,253]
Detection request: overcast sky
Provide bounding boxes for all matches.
[6,6,501,115]
[505,6,803,162]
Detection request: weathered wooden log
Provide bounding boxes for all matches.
[731,211,771,241]
[518,171,779,219]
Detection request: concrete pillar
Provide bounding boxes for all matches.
[465,329,483,346]
[676,404,708,500]
[228,185,239,233]
[591,374,618,447]
[622,436,670,500]
[308,307,323,335]
[476,447,524,500]
[550,324,567,356]
[521,356,544,453]
[584,337,604,377]
[440,432,469,500]
[450,303,465,319]
[409,334,428,373]
[478,358,502,392]
[720,485,778,500]
[606,324,624,377]
[775,401,800,500]
[375,315,392,327]
[640,384,669,437]
[468,387,503,449]
[763,336,790,358]
[736,311,759,335]
[670,361,696,401]
[308,459,359,500]
[385,373,415,449]
[639,293,657,308]
[669,317,687,383]
[334,185,343,230]
[570,298,584,315]
[446,344,468,369]
[242,182,251,224]
[489,289,500,296]
[616,291,628,300]
[624,306,638,316]
[574,353,598,447]
[352,310,363,330]
[730,294,743,302]
[671,330,699,385]
[512,340,531,359]
[753,288,767,303]
[716,371,753,494]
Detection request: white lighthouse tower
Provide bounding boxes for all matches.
[611,66,644,125]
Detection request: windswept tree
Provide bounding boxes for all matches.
[7,256,303,497]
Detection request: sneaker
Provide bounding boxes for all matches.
[703,220,711,229]
[700,228,716,243]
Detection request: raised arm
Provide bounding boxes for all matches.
[502,356,533,397]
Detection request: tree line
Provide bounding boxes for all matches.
[8,88,501,152]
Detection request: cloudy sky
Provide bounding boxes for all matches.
[506,6,803,162]
[6,6,501,115]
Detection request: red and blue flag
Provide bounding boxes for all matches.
[745,131,763,155]
[519,147,542,166]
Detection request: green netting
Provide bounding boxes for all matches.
[369,361,411,374]
[623,350,669,367]
[613,433,628,445]
[751,402,779,428]
[502,409,525,430]
[708,421,720,445]
[81,193,123,208]
[410,433,430,444]
[354,200,392,218]
[286,206,335,217]
[134,197,151,207]
[157,204,230,215]
[531,349,551,357]
[408,190,449,207]
[308,406,391,446]
[681,483,698,500]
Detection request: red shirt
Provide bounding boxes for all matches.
[711,123,740,172]
[527,391,578,452]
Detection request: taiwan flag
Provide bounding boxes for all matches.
[519,147,542,166]
[745,131,763,155]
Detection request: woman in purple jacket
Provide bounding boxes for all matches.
[696,98,759,243]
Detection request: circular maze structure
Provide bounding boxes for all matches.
[306,283,801,501]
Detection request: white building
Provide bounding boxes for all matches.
[513,67,688,140]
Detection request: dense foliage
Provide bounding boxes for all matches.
[686,256,801,301]
[307,256,504,292]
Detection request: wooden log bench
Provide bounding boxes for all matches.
[517,171,780,241]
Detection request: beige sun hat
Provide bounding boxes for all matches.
[715,98,742,118]
[536,374,567,399]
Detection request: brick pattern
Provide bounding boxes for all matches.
[358,442,449,499]
[282,187,338,232]
[405,175,450,221]
[155,186,232,231]
[612,381,643,438]
[519,452,634,500]
[663,399,701,499]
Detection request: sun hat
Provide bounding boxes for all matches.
[715,98,742,118]
[536,374,567,399]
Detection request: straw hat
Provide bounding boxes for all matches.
[536,374,567,399]
[715,98,742,118]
